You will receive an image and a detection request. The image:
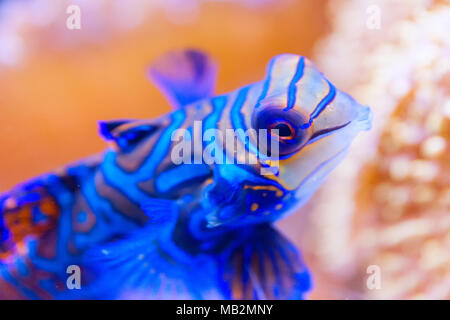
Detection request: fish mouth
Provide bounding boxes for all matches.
[305,106,372,146]
[309,121,351,142]
[356,106,373,131]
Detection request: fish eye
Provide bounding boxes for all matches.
[253,106,313,156]
[268,121,296,140]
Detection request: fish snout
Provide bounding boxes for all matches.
[356,105,373,131]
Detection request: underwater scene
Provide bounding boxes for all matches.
[0,0,449,300]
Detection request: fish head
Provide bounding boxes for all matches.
[230,54,373,223]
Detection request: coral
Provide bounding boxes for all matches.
[309,0,450,299]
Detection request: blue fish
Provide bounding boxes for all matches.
[0,49,371,299]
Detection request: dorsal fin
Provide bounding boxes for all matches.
[148,49,217,108]
[98,120,160,152]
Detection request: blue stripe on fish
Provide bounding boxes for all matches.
[200,96,229,164]
[230,86,261,157]
[254,58,276,109]
[284,57,305,111]
[155,164,211,193]
[101,109,186,203]
[230,87,250,131]
[203,96,228,133]
[202,95,228,154]
[138,109,187,179]
[301,79,336,129]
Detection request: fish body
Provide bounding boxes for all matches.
[0,50,371,299]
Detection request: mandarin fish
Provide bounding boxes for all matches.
[0,49,372,300]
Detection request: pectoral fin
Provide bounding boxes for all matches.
[217,224,312,300]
